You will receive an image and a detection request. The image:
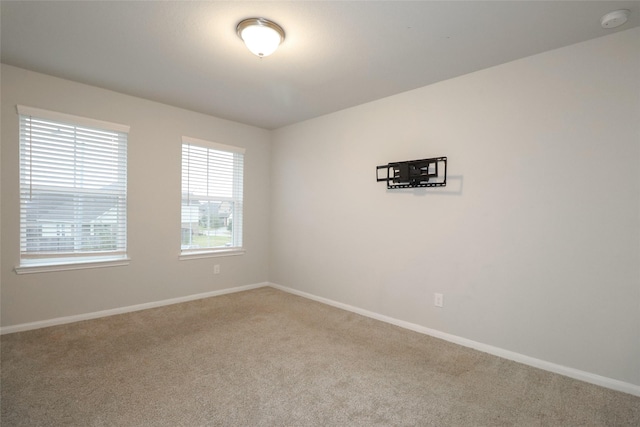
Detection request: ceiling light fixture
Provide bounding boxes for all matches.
[600,9,630,29]
[236,18,285,57]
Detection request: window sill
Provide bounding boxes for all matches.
[15,257,131,274]
[179,248,245,261]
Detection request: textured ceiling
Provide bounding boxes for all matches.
[1,1,638,129]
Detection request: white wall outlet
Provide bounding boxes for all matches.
[434,293,444,308]
[214,264,220,274]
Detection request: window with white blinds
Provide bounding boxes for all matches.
[181,137,244,256]
[17,105,129,269]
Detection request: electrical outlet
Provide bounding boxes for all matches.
[214,264,220,274]
[434,293,444,308]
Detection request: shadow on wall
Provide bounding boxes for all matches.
[385,175,464,196]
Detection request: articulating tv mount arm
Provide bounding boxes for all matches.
[376,157,447,189]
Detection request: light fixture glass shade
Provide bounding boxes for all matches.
[237,18,285,57]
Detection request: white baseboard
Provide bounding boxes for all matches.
[0,282,268,335]
[268,282,640,397]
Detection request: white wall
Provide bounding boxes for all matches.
[270,28,640,387]
[1,65,271,326]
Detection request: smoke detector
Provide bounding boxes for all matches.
[600,9,630,29]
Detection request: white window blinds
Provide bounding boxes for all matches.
[181,137,244,254]
[18,106,129,267]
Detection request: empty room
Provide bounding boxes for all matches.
[1,1,639,425]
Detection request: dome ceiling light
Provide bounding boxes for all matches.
[236,18,285,57]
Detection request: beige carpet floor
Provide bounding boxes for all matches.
[1,287,639,426]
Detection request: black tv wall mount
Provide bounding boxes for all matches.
[376,156,447,189]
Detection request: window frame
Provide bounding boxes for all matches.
[179,136,245,260]
[14,105,130,274]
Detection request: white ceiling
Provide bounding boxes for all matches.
[1,1,638,130]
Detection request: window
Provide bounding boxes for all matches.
[17,106,129,272]
[181,137,244,257]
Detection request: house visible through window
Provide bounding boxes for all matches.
[17,106,129,271]
[181,137,244,256]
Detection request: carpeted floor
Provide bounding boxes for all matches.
[1,287,639,426]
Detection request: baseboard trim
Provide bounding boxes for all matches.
[0,282,269,335]
[268,282,640,397]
